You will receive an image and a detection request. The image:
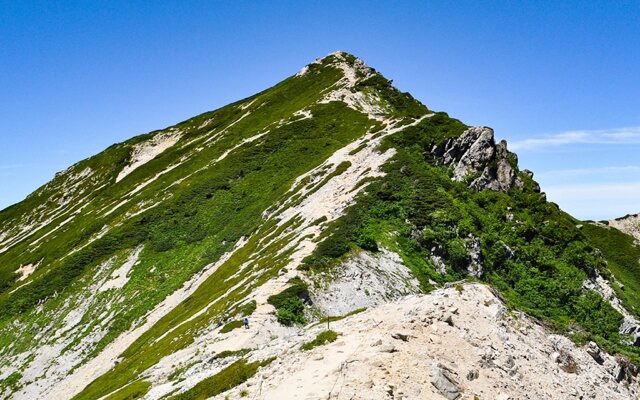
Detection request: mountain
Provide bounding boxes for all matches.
[610,214,640,243]
[1,51,640,399]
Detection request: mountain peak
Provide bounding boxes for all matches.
[296,50,375,86]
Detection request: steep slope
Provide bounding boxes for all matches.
[610,214,640,243]
[0,51,639,400]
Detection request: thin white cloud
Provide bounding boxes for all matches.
[510,126,640,151]
[0,164,21,170]
[537,165,640,178]
[544,182,640,220]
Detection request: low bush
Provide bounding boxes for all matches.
[267,277,309,326]
[301,330,338,351]
[168,358,274,400]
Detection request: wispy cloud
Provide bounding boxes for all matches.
[0,164,22,170]
[544,182,640,220]
[537,165,640,178]
[510,127,640,151]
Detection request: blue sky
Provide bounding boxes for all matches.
[0,1,638,220]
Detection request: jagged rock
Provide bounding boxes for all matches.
[432,126,526,192]
[431,254,447,275]
[556,349,578,374]
[440,313,454,326]
[503,354,516,370]
[616,356,638,383]
[586,342,604,365]
[466,235,483,278]
[466,369,479,381]
[431,363,462,400]
[522,169,541,192]
[391,332,411,342]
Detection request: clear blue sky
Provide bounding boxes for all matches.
[1,1,639,220]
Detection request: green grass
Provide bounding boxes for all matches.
[103,380,151,400]
[0,54,390,400]
[267,277,309,326]
[213,348,251,360]
[313,307,367,327]
[581,223,640,315]
[167,358,274,400]
[301,330,338,351]
[220,320,243,333]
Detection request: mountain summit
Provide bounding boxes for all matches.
[1,52,640,399]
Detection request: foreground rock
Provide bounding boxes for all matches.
[215,283,638,399]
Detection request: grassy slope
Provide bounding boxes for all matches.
[70,56,430,399]
[582,223,640,316]
[0,54,390,396]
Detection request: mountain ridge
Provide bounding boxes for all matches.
[1,51,640,399]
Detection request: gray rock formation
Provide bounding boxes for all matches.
[431,363,462,400]
[432,126,528,192]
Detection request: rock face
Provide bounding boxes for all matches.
[583,271,640,346]
[610,213,640,243]
[432,126,526,192]
[309,248,421,317]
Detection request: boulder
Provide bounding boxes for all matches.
[585,341,604,365]
[431,363,462,400]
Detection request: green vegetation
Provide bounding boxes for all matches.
[103,380,151,400]
[267,277,309,326]
[315,307,367,326]
[301,330,338,350]
[213,348,251,360]
[355,74,427,118]
[167,358,274,400]
[221,300,258,332]
[302,109,636,359]
[582,224,640,316]
[2,50,639,400]
[220,320,243,333]
[1,54,388,400]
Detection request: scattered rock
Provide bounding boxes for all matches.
[466,369,479,381]
[440,313,454,326]
[556,350,578,374]
[380,344,398,353]
[431,363,462,400]
[391,332,411,342]
[615,356,638,384]
[585,342,604,365]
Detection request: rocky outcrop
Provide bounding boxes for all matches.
[309,248,421,317]
[583,271,640,346]
[610,213,640,244]
[432,126,528,192]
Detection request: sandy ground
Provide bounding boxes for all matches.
[217,283,638,400]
